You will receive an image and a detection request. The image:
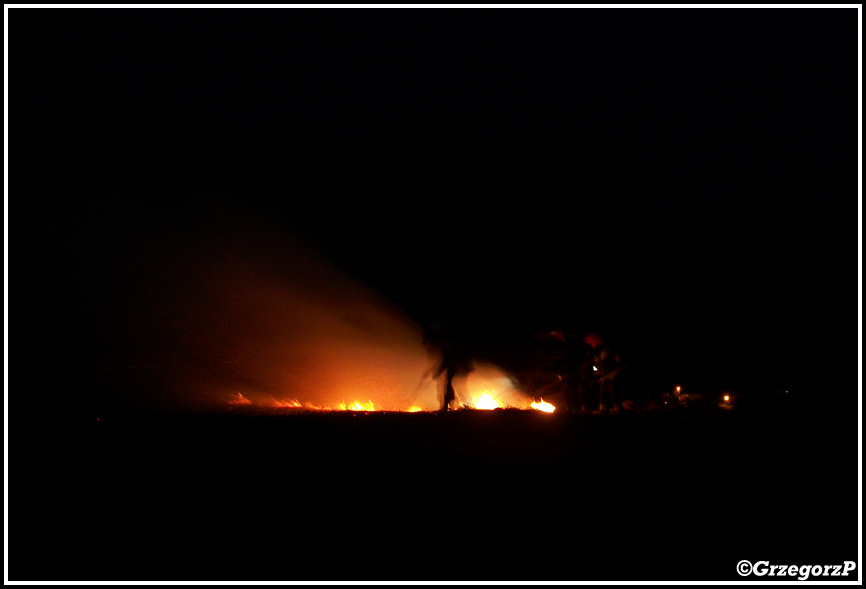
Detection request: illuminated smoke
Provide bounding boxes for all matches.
[109,202,531,413]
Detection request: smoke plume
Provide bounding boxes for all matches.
[94,201,526,413]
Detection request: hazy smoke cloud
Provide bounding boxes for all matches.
[100,201,526,413]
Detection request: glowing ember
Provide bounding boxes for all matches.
[530,398,556,413]
[406,406,423,412]
[228,392,252,406]
[474,392,504,410]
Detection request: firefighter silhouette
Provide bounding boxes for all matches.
[535,329,593,413]
[585,333,622,412]
[423,323,475,413]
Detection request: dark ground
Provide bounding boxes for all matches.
[12,403,859,582]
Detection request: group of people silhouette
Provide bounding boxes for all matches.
[421,321,623,413]
[538,329,624,413]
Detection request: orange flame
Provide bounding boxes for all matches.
[473,392,505,410]
[267,397,380,411]
[273,398,303,408]
[338,400,377,411]
[530,398,556,413]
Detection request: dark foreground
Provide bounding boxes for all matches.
[13,405,859,581]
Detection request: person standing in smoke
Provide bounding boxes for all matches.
[431,342,469,412]
[423,323,475,413]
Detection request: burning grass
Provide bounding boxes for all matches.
[227,389,555,413]
[224,360,555,413]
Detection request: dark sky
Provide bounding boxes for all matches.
[12,8,859,412]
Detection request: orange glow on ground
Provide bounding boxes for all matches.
[338,400,377,411]
[228,391,560,413]
[229,392,567,413]
[269,398,379,411]
[473,392,505,410]
[229,363,557,413]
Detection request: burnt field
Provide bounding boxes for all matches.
[12,405,859,581]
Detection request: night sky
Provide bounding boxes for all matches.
[13,8,859,414]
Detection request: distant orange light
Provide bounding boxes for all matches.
[676,386,681,393]
[723,395,730,402]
